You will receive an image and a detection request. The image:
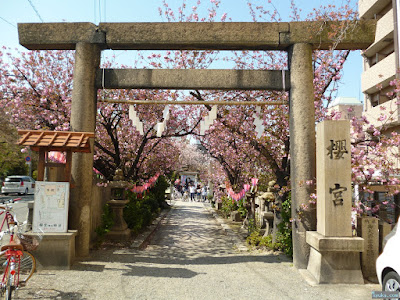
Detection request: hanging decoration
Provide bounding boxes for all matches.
[251,177,259,192]
[225,178,259,202]
[155,105,170,137]
[226,181,251,202]
[127,103,264,138]
[129,105,144,135]
[253,106,265,138]
[200,105,218,135]
[129,105,170,137]
[130,173,160,194]
[251,178,259,186]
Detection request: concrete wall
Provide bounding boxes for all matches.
[364,8,394,57]
[361,52,396,94]
[363,97,400,128]
[359,0,392,19]
[90,180,111,244]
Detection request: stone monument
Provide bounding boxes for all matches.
[306,120,364,284]
[357,216,379,281]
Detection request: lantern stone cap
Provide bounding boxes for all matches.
[17,130,94,153]
[113,169,124,181]
[107,199,129,205]
[108,181,130,189]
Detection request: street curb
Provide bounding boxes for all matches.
[203,203,248,252]
[130,201,174,250]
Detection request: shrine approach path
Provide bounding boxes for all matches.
[15,200,379,299]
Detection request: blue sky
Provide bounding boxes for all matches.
[0,0,362,100]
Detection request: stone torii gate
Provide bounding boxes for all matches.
[18,21,375,268]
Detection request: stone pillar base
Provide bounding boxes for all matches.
[26,230,78,270]
[105,228,131,241]
[306,231,364,284]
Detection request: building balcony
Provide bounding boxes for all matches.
[363,97,400,129]
[363,8,394,57]
[359,0,392,19]
[361,52,396,94]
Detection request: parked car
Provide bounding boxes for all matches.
[1,176,35,195]
[376,217,400,293]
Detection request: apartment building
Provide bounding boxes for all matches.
[359,0,400,222]
[360,0,399,128]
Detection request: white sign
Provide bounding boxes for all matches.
[33,181,69,233]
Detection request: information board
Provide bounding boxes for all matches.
[33,181,69,233]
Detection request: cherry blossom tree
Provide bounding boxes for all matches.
[0,50,203,182]
[154,0,395,240]
[2,0,398,233]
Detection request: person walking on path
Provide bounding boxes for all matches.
[196,185,201,201]
[201,185,208,202]
[189,184,196,201]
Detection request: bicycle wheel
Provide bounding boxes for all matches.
[18,251,35,283]
[0,251,35,284]
[3,267,12,300]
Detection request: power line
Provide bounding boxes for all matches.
[0,16,17,29]
[104,0,106,22]
[94,0,97,24]
[27,0,44,23]
[98,0,101,23]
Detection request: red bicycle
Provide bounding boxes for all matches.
[0,198,39,299]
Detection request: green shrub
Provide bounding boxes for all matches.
[123,194,142,234]
[123,192,157,235]
[246,192,293,257]
[247,232,282,251]
[150,175,169,206]
[123,181,168,236]
[95,204,114,237]
[258,234,273,248]
[246,230,262,246]
[221,196,238,218]
[277,192,293,257]
[237,199,247,218]
[142,194,160,213]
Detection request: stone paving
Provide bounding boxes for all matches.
[13,200,380,299]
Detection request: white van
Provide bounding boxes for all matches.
[1,176,35,195]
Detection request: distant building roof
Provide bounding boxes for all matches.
[328,97,363,108]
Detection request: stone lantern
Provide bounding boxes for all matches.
[260,181,276,236]
[106,169,131,241]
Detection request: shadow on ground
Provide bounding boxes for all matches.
[71,202,291,279]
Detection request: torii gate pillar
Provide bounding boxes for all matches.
[289,43,317,269]
[70,42,101,257]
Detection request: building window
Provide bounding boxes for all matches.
[367,42,394,67]
[369,85,396,107]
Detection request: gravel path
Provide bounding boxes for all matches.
[14,200,380,299]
